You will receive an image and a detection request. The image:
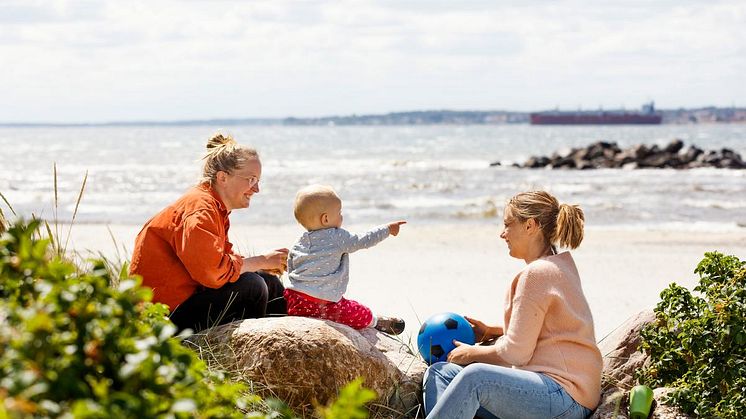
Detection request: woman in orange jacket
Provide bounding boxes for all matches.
[130,133,289,332]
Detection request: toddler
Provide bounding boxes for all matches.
[285,184,406,334]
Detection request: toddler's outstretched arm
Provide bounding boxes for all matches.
[336,221,405,254]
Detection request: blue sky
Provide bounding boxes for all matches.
[1,0,744,123]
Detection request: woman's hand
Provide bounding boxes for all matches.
[447,340,473,365]
[243,248,289,274]
[449,339,504,366]
[465,316,504,343]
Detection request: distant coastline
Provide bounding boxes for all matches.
[2,107,745,127]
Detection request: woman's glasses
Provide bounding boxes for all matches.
[232,173,260,188]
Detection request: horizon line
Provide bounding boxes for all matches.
[2,105,744,127]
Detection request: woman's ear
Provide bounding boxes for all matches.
[215,170,228,184]
[526,218,538,233]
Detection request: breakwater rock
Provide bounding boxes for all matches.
[506,139,745,169]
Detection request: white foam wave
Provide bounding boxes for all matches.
[682,199,746,210]
[587,221,746,233]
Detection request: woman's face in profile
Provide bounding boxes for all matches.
[219,158,262,211]
[500,206,527,259]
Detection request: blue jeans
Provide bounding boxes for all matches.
[423,362,593,419]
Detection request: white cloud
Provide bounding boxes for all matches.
[0,0,744,122]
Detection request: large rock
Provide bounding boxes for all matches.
[598,310,655,391]
[664,139,684,154]
[591,310,694,418]
[592,310,654,419]
[186,317,426,417]
[678,145,703,164]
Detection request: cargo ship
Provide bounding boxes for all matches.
[530,102,662,125]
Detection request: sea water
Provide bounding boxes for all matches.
[0,124,744,230]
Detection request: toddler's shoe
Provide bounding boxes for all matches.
[375,316,405,335]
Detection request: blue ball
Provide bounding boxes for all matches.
[417,312,475,365]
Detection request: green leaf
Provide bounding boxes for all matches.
[316,378,376,419]
[638,252,746,417]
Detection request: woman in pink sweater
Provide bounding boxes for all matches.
[423,191,602,419]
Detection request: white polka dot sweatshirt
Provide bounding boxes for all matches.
[287,225,390,302]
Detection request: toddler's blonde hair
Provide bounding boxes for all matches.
[294,185,341,230]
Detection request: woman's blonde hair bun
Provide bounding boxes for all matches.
[206,133,237,150]
[200,132,259,185]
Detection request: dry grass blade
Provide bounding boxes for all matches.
[94,251,123,287]
[111,228,132,284]
[63,170,88,254]
[44,220,58,256]
[54,163,58,209]
[0,190,17,216]
[368,401,413,418]
[0,190,15,234]
[30,213,45,241]
[106,225,130,268]
[53,162,60,241]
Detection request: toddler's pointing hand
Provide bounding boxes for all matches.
[388,221,407,236]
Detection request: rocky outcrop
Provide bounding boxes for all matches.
[507,139,746,169]
[185,317,426,418]
[185,312,700,418]
[597,310,655,392]
[591,310,693,419]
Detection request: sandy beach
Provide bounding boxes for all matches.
[67,222,746,344]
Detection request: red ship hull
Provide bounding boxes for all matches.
[529,113,662,125]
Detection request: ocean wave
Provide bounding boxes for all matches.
[3,124,745,230]
[587,221,746,233]
[681,199,746,210]
[266,158,491,173]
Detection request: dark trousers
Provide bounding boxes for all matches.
[169,272,287,333]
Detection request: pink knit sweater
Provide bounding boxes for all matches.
[493,251,602,410]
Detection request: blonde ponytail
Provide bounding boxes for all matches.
[200,132,259,185]
[553,203,584,249]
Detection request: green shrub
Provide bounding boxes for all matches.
[315,378,376,419]
[638,251,746,417]
[0,219,258,418]
[0,218,382,418]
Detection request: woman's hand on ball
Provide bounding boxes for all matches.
[447,340,473,365]
[465,316,503,343]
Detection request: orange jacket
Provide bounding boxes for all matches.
[130,184,244,311]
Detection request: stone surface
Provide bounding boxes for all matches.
[592,310,654,419]
[359,328,427,417]
[598,310,655,391]
[651,387,694,419]
[186,317,426,417]
[591,311,694,418]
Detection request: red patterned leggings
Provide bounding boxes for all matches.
[284,289,374,330]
